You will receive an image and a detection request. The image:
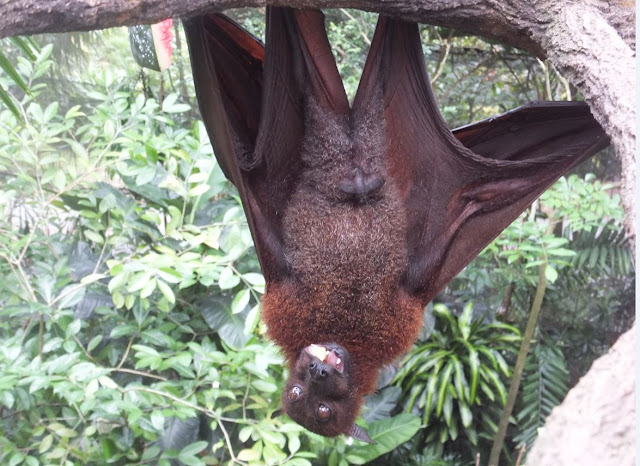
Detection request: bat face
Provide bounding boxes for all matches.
[282,344,362,438]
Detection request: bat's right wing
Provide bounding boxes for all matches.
[184,8,349,282]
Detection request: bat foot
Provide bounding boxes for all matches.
[338,167,384,201]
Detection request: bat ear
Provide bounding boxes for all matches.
[349,424,376,444]
[272,407,283,417]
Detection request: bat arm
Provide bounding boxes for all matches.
[243,189,289,282]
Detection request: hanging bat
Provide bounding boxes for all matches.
[183,7,608,442]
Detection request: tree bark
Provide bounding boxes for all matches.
[526,325,636,466]
[0,1,635,54]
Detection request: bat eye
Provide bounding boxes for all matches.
[316,404,331,422]
[288,386,302,401]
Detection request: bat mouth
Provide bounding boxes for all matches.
[304,344,345,374]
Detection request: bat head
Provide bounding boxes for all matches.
[281,343,374,443]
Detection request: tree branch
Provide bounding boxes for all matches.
[0,0,633,56]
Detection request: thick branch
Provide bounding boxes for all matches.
[0,1,634,55]
[0,0,635,463]
[534,3,636,245]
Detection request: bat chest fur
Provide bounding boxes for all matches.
[282,181,409,340]
[261,94,424,365]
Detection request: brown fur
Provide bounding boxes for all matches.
[261,94,425,435]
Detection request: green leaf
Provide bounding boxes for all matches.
[237,449,260,462]
[459,402,473,428]
[251,379,277,393]
[10,36,38,61]
[201,297,250,349]
[49,422,78,438]
[0,82,21,120]
[157,280,175,304]
[544,265,558,283]
[262,442,287,464]
[288,433,301,455]
[244,304,261,335]
[464,342,480,403]
[433,304,457,332]
[162,94,191,113]
[346,414,420,463]
[436,361,454,416]
[66,319,81,337]
[98,376,119,389]
[459,303,473,340]
[110,324,137,338]
[0,49,29,93]
[451,355,469,401]
[424,369,440,422]
[232,288,250,314]
[442,392,453,427]
[166,205,182,236]
[514,342,569,449]
[129,272,153,292]
[39,434,53,453]
[481,367,507,406]
[218,266,240,290]
[179,441,208,458]
[243,273,265,287]
[140,277,157,298]
[189,184,210,197]
[363,386,401,423]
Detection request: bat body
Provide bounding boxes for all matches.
[262,96,423,438]
[184,7,608,441]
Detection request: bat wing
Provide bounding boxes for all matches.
[353,17,609,303]
[184,9,348,282]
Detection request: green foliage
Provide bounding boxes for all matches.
[393,304,521,453]
[324,414,421,466]
[0,37,40,119]
[0,38,296,464]
[0,32,419,465]
[513,341,569,457]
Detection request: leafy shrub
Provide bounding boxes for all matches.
[393,304,521,455]
[0,36,421,465]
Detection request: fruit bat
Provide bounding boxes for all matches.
[183,7,608,442]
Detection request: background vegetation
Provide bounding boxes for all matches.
[0,8,633,466]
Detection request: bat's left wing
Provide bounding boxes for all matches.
[353,17,609,303]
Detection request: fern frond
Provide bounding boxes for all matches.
[514,341,569,457]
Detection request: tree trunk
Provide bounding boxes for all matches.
[526,325,636,465]
[0,0,634,463]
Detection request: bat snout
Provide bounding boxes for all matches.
[308,361,331,380]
